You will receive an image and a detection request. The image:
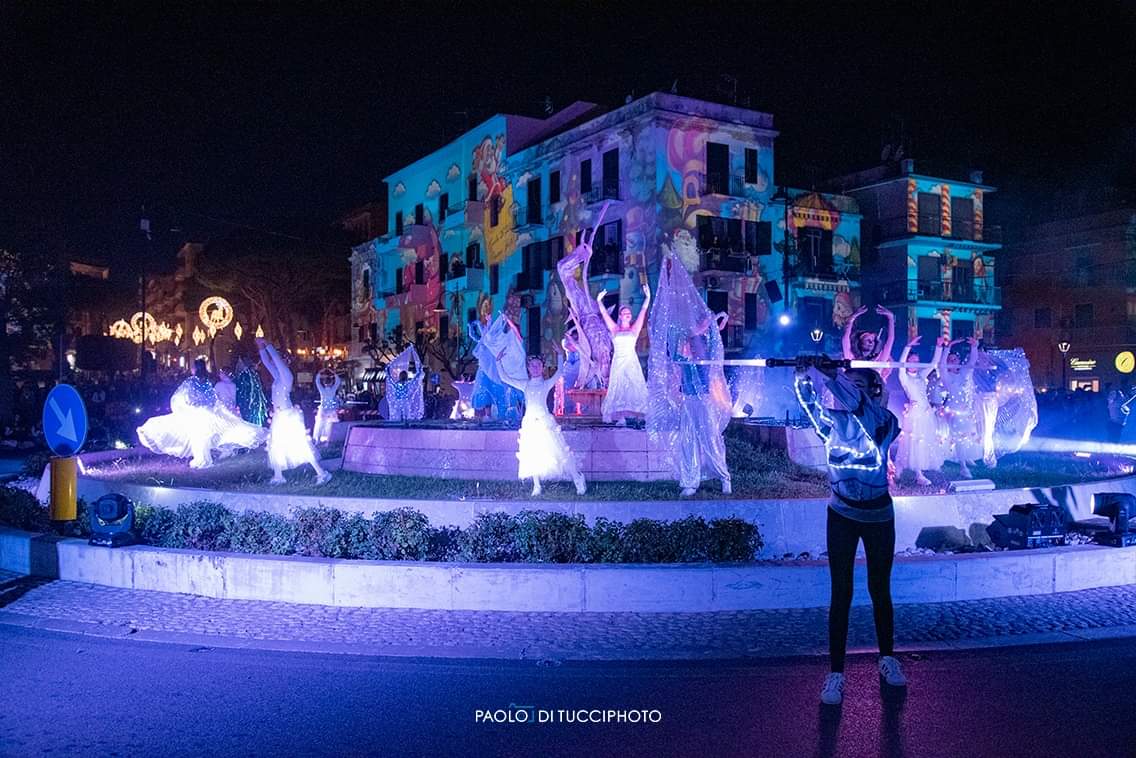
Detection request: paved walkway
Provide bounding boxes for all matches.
[2,575,1135,660]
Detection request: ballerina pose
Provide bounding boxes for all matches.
[895,336,947,485]
[499,343,586,496]
[312,369,342,444]
[137,358,266,469]
[939,337,982,478]
[647,249,732,497]
[597,283,650,425]
[842,304,896,375]
[257,339,331,485]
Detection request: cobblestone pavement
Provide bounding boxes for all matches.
[2,577,1136,660]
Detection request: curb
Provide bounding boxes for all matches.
[3,526,1136,613]
[3,609,1135,661]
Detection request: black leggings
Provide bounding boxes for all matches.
[826,508,896,673]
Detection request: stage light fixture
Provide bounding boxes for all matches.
[987,504,1067,549]
[1091,492,1136,547]
[88,493,136,548]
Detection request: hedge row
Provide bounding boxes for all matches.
[0,486,763,564]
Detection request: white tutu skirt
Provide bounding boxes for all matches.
[944,403,984,462]
[517,411,577,480]
[313,408,337,444]
[138,403,266,468]
[268,406,315,471]
[895,404,946,473]
[602,334,648,421]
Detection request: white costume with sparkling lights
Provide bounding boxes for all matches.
[895,341,946,478]
[259,342,330,484]
[500,363,586,496]
[137,374,266,469]
[313,373,342,444]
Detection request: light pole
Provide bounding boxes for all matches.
[1058,340,1071,391]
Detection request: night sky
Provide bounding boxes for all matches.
[3,2,1133,265]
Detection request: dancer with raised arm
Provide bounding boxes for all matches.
[257,338,331,485]
[312,368,342,444]
[940,336,982,478]
[895,336,947,485]
[842,305,896,375]
[137,358,266,469]
[795,358,905,706]
[597,282,650,425]
[498,338,587,496]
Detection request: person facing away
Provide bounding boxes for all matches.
[795,361,907,706]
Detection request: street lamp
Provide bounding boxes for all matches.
[771,186,793,316]
[810,327,824,344]
[1058,340,1071,390]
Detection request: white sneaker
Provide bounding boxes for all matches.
[680,487,697,497]
[878,656,907,687]
[314,470,332,486]
[573,474,587,496]
[820,672,845,705]
[721,479,732,495]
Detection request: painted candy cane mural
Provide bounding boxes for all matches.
[556,202,614,388]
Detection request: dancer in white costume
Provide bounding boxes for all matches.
[312,369,342,444]
[939,337,982,478]
[895,336,947,485]
[647,249,732,497]
[499,346,587,496]
[215,370,238,414]
[137,358,266,469]
[257,339,330,485]
[597,283,651,425]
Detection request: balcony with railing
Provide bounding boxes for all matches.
[588,248,624,277]
[878,278,1002,306]
[513,203,544,229]
[874,216,1003,246]
[789,257,860,282]
[700,250,750,274]
[443,261,485,291]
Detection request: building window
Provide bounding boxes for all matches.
[490,195,501,227]
[917,193,940,235]
[395,211,404,236]
[706,142,729,195]
[744,292,759,331]
[995,311,1013,338]
[466,242,481,268]
[580,158,593,194]
[490,264,500,295]
[1034,307,1051,328]
[527,307,541,357]
[468,175,478,202]
[467,308,477,324]
[797,227,834,274]
[395,269,404,294]
[1075,255,1094,287]
[602,148,619,199]
[950,197,974,240]
[414,204,424,226]
[414,260,425,285]
[588,220,624,276]
[439,314,450,339]
[527,176,542,224]
[1074,303,1094,329]
[549,170,561,204]
[744,148,758,184]
[439,193,449,222]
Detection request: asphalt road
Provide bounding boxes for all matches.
[1,625,1134,757]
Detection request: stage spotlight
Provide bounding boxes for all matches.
[987,504,1066,549]
[778,313,792,327]
[1091,492,1136,547]
[88,493,136,548]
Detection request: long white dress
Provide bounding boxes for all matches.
[137,376,267,469]
[942,367,983,463]
[895,368,946,474]
[601,328,648,422]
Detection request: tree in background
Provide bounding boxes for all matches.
[0,246,65,423]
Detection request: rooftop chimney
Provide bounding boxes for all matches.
[969,170,984,184]
[900,158,915,174]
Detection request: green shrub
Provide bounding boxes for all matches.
[366,508,432,560]
[583,517,625,563]
[458,511,520,562]
[664,516,712,563]
[0,486,50,532]
[708,517,764,562]
[623,518,672,562]
[427,525,463,562]
[229,511,297,555]
[292,507,348,557]
[512,510,590,563]
[21,451,51,479]
[169,501,235,551]
[139,505,180,547]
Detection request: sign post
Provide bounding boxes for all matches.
[42,384,88,526]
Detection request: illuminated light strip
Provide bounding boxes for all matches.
[941,184,951,237]
[907,179,918,233]
[694,358,941,370]
[793,375,884,473]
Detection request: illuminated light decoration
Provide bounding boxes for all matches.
[255,325,265,338]
[198,296,234,337]
[810,328,824,343]
[778,313,792,327]
[940,184,952,238]
[174,323,184,344]
[192,326,206,346]
[973,189,984,241]
[1116,351,1135,374]
[108,319,134,340]
[1070,358,1097,372]
[234,322,243,340]
[906,179,919,233]
[1057,341,1071,355]
[794,374,884,473]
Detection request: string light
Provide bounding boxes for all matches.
[794,374,884,472]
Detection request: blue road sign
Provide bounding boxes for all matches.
[42,384,88,457]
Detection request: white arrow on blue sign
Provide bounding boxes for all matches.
[42,384,88,457]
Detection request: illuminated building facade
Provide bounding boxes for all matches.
[1000,206,1136,391]
[350,92,864,375]
[825,160,1001,357]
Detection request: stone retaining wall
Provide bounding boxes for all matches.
[2,527,1133,612]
